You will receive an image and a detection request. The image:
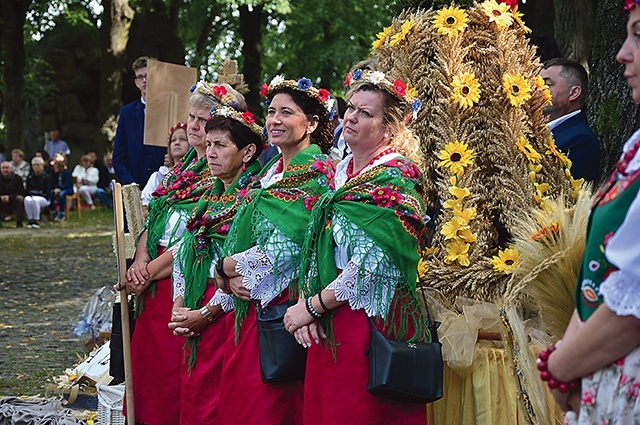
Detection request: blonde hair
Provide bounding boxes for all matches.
[346,84,424,169]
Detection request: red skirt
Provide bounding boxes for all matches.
[303,306,427,425]
[218,293,304,424]
[179,283,226,425]
[126,246,182,425]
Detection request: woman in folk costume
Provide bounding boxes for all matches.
[213,75,336,424]
[121,82,246,425]
[541,3,640,424]
[283,69,430,425]
[166,108,265,424]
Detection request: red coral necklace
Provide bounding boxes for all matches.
[346,147,395,179]
[618,139,640,176]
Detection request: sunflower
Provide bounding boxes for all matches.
[418,257,428,280]
[438,140,474,177]
[491,247,520,273]
[450,72,481,109]
[444,239,471,266]
[389,20,415,46]
[534,74,552,104]
[516,136,542,163]
[511,7,531,33]
[503,73,532,107]
[373,25,394,50]
[433,6,468,38]
[480,0,513,30]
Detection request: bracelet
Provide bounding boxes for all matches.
[317,291,330,313]
[216,258,229,279]
[222,277,231,294]
[305,296,322,319]
[537,344,580,393]
[200,306,214,323]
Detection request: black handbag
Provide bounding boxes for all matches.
[366,290,444,404]
[257,300,308,383]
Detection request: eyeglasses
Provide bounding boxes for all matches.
[135,74,147,81]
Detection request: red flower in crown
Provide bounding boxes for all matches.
[393,79,407,97]
[213,85,228,98]
[626,0,640,10]
[241,111,256,124]
[343,72,353,87]
[500,0,518,9]
[260,83,269,97]
[317,88,330,102]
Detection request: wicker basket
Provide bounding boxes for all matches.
[97,383,125,425]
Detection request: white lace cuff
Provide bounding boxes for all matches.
[326,259,397,318]
[232,246,279,306]
[210,289,235,313]
[601,270,640,319]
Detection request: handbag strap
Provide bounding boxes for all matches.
[366,288,441,344]
[419,288,440,344]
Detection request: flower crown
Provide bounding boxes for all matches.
[626,0,640,10]
[259,76,336,120]
[190,81,241,110]
[168,122,188,140]
[208,105,267,143]
[343,69,422,121]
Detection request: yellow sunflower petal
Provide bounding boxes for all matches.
[433,6,468,38]
[450,72,481,109]
[503,72,532,107]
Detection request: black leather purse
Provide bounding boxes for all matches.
[257,300,308,383]
[366,290,444,404]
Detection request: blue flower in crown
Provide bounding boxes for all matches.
[412,99,422,113]
[209,105,218,116]
[262,126,269,139]
[328,110,336,121]
[297,77,312,90]
[190,83,197,93]
[352,69,363,80]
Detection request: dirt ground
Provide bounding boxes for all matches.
[0,218,117,397]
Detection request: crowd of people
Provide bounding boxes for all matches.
[0,141,116,227]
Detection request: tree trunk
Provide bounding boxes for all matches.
[587,0,640,183]
[238,4,266,113]
[99,0,134,147]
[553,0,597,69]
[0,0,28,151]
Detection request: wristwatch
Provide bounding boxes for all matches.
[200,305,214,322]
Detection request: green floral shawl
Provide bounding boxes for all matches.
[223,144,336,338]
[146,148,212,259]
[299,156,429,343]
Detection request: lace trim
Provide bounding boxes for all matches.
[170,244,184,301]
[325,212,400,318]
[601,270,640,319]
[232,239,295,307]
[210,289,235,313]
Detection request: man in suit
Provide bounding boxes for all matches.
[112,56,166,187]
[541,58,601,182]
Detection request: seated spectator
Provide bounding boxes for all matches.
[72,154,99,210]
[49,160,74,221]
[0,161,25,227]
[24,157,52,228]
[141,122,190,213]
[34,150,53,178]
[88,151,113,208]
[10,149,31,188]
[104,151,116,177]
